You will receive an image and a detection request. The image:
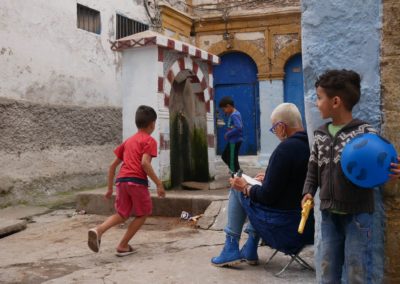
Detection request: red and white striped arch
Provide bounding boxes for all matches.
[112,31,218,113]
[158,55,214,113]
[157,53,214,113]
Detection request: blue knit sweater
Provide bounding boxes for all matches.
[225,110,243,143]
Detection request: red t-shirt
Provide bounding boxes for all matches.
[114,131,157,180]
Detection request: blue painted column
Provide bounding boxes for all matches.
[258,80,283,165]
[301,0,383,282]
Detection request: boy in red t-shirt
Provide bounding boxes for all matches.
[88,105,166,256]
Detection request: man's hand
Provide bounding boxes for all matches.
[301,193,314,208]
[104,188,113,199]
[157,183,166,198]
[254,173,265,182]
[230,177,247,192]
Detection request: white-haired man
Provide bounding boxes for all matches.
[211,103,311,267]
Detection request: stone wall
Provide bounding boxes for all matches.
[0,98,122,207]
[381,0,400,282]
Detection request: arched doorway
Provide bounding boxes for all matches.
[213,52,259,155]
[284,53,306,125]
[169,70,209,187]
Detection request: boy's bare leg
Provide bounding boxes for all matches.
[96,213,126,239]
[117,216,147,251]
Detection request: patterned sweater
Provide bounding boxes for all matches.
[302,119,377,214]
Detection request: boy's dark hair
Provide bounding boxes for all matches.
[315,69,361,111]
[135,105,157,128]
[219,96,235,108]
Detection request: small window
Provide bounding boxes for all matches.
[116,14,148,40]
[77,4,101,34]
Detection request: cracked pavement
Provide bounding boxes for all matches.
[0,209,316,283]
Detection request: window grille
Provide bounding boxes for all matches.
[116,14,148,40]
[77,4,101,34]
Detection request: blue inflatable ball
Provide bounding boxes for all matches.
[341,133,397,188]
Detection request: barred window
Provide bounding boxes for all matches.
[77,4,101,34]
[116,14,148,40]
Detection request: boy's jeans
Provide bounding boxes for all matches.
[320,210,373,284]
[224,189,256,238]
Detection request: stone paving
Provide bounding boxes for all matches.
[0,157,316,283]
[0,209,315,284]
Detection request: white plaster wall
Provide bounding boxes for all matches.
[208,147,216,176]
[122,47,158,139]
[122,46,160,187]
[0,0,148,107]
[207,115,215,136]
[158,111,172,182]
[258,79,283,165]
[207,114,216,177]
[159,149,171,182]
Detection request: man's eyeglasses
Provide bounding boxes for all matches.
[269,121,286,134]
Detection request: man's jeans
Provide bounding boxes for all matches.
[320,210,373,284]
[224,189,256,238]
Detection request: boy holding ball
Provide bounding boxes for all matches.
[302,69,400,283]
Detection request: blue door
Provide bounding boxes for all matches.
[284,53,306,125]
[214,52,258,155]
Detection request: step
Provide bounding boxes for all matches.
[0,218,27,238]
[181,180,230,190]
[76,188,229,217]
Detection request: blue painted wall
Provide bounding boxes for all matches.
[301,0,383,282]
[284,53,306,125]
[258,80,282,165]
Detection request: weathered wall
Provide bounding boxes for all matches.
[0,0,148,205]
[258,80,282,164]
[120,40,216,187]
[157,1,302,160]
[380,0,400,282]
[191,0,299,16]
[301,0,383,282]
[0,98,121,205]
[0,0,148,106]
[122,46,163,186]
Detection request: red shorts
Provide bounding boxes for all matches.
[115,182,152,218]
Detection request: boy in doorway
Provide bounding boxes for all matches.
[219,96,243,173]
[88,105,165,256]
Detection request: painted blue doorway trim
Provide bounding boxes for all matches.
[214,52,259,155]
[284,53,306,126]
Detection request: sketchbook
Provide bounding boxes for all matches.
[235,173,262,186]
